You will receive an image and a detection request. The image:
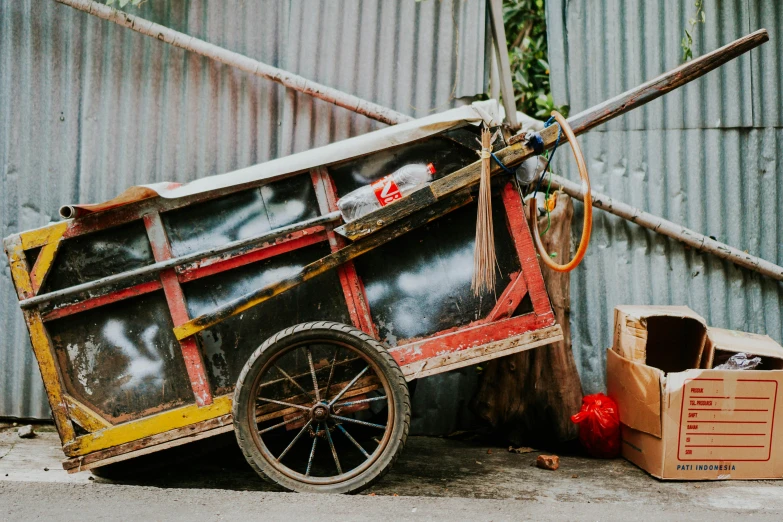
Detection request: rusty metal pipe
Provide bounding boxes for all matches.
[548,173,783,282]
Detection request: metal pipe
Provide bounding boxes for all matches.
[53,0,412,126]
[548,174,783,282]
[19,211,342,309]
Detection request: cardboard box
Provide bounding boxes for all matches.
[607,305,783,480]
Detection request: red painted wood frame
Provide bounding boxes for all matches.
[388,182,555,369]
[31,172,553,407]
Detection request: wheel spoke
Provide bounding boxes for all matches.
[306,347,320,403]
[333,421,370,458]
[323,348,339,399]
[306,424,319,476]
[333,395,387,409]
[325,425,343,474]
[277,419,312,462]
[274,364,315,403]
[332,414,386,430]
[328,365,370,406]
[259,414,306,434]
[257,397,310,412]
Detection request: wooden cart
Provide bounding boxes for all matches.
[4,108,564,493]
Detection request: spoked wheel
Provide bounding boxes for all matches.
[233,322,410,494]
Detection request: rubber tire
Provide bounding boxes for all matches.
[233,321,410,494]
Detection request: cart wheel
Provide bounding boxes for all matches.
[233,321,410,494]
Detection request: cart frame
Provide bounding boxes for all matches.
[4,142,561,474]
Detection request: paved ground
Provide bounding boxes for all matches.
[1,424,782,520]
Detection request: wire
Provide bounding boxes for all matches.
[533,116,562,198]
[532,116,562,236]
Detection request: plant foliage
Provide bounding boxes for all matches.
[681,0,707,62]
[503,0,568,118]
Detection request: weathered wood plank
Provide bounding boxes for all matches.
[400,324,563,381]
[64,395,112,432]
[63,396,234,457]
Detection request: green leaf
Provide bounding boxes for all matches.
[119,0,130,7]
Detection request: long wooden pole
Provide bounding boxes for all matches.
[336,29,770,241]
[54,0,412,126]
[548,174,783,282]
[487,0,518,128]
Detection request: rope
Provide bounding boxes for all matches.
[490,152,516,175]
[533,116,562,198]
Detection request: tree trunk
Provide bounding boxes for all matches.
[472,193,583,447]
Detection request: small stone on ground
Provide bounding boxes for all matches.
[16,425,35,439]
[536,454,560,471]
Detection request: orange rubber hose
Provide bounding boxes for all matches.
[528,111,592,273]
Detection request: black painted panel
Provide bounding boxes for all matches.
[48,292,194,423]
[42,220,155,293]
[353,195,521,346]
[183,243,351,395]
[162,175,320,257]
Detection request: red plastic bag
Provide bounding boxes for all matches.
[570,393,620,458]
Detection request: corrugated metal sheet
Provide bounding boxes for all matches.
[546,0,783,393]
[0,0,490,420]
[548,0,753,130]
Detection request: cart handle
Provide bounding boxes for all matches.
[527,110,592,273]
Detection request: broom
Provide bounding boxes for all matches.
[471,126,497,296]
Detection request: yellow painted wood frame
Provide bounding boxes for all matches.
[5,235,76,442]
[17,222,68,295]
[63,395,233,457]
[64,395,112,432]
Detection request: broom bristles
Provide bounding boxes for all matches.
[471,126,497,296]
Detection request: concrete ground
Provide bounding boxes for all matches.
[1,424,782,521]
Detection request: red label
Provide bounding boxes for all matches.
[371,175,402,206]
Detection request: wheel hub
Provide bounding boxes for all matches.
[311,403,330,422]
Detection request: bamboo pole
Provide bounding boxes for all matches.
[548,174,783,282]
[54,0,412,127]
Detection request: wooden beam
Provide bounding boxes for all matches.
[143,212,213,407]
[64,395,111,432]
[63,395,233,457]
[399,324,563,380]
[334,29,769,242]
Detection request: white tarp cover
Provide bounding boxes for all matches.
[61,101,500,218]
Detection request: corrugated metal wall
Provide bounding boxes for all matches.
[0,0,490,420]
[546,0,783,393]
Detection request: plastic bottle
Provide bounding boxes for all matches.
[337,163,436,222]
